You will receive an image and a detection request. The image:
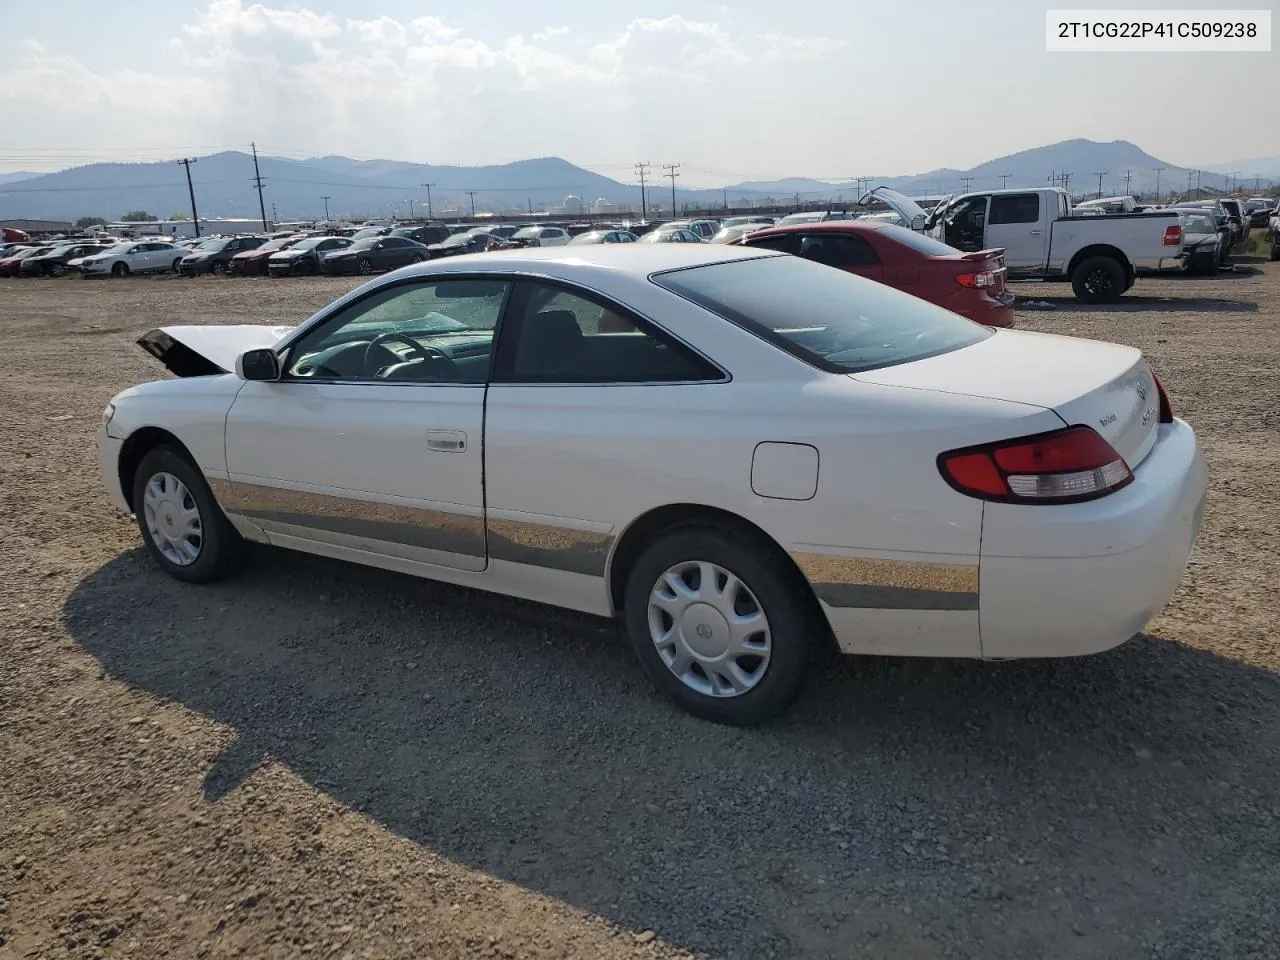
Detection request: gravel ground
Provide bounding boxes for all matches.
[1,265,1277,960]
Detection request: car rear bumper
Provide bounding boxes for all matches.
[1134,255,1187,274]
[940,288,1015,328]
[978,418,1206,658]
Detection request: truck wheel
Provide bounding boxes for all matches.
[1071,256,1126,304]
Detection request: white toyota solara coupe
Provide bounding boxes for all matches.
[97,245,1207,724]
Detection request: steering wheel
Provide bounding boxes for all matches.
[362,331,457,378]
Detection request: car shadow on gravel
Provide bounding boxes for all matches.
[1015,294,1258,314]
[64,547,1280,960]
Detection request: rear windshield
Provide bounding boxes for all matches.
[653,255,990,374]
[874,223,960,256]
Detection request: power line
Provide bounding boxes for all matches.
[662,163,680,216]
[634,162,651,219]
[251,142,268,230]
[176,158,200,237]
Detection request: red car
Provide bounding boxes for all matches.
[0,247,42,278]
[228,235,303,276]
[733,221,1015,327]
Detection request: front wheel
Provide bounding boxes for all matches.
[49,263,67,277]
[1270,237,1280,262]
[1070,255,1126,303]
[171,258,183,273]
[210,261,228,276]
[357,257,374,275]
[111,262,129,278]
[132,446,243,583]
[623,527,817,725]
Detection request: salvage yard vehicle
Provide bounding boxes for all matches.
[80,240,188,277]
[18,242,102,277]
[98,245,1206,725]
[179,236,267,276]
[229,236,302,276]
[267,236,352,276]
[735,220,1015,327]
[865,186,1187,303]
[1175,211,1224,273]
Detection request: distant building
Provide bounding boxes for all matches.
[0,218,73,236]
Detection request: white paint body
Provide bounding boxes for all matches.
[98,245,1206,660]
[80,241,187,275]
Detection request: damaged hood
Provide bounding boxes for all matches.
[138,324,294,377]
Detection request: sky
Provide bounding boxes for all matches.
[0,0,1275,186]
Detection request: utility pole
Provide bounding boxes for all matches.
[407,198,414,219]
[1195,169,1202,199]
[1093,171,1107,198]
[662,163,680,216]
[1123,170,1132,194]
[634,162,651,219]
[421,183,434,219]
[1226,171,1239,194]
[176,158,200,237]
[960,176,974,193]
[320,195,331,221]
[999,172,1011,188]
[272,202,278,224]
[466,191,477,217]
[1153,166,1165,200]
[251,142,268,230]
[722,188,728,210]
[1254,174,1262,191]
[1061,172,1072,194]
[1185,170,1194,198]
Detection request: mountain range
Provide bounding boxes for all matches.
[0,140,1274,223]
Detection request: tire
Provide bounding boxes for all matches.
[171,258,183,273]
[1070,255,1126,303]
[131,446,242,584]
[411,254,425,263]
[50,263,67,277]
[111,262,129,278]
[210,261,227,276]
[357,257,374,275]
[1270,237,1280,262]
[622,525,818,725]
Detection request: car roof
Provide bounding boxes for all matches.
[389,243,778,279]
[748,220,888,236]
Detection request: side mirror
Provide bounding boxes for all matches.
[236,348,281,381]
[910,214,926,231]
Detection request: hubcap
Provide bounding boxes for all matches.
[647,560,771,698]
[1086,268,1112,294]
[142,472,203,566]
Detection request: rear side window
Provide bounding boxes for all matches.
[744,234,798,254]
[798,234,879,268]
[875,224,960,256]
[989,193,1040,225]
[653,255,990,374]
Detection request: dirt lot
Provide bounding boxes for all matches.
[1,265,1278,960]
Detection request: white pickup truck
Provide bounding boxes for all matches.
[863,186,1186,303]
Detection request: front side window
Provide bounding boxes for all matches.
[284,279,510,383]
[653,255,990,374]
[494,282,721,384]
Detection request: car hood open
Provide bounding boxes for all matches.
[138,324,294,377]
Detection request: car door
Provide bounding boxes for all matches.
[985,192,1047,270]
[483,280,726,599]
[222,277,510,572]
[796,233,883,281]
[939,195,989,253]
[315,237,345,267]
[124,244,150,270]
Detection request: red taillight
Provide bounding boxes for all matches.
[955,271,996,288]
[938,426,1133,504]
[1151,370,1174,423]
[1162,224,1182,246]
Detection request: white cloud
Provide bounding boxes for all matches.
[0,4,847,174]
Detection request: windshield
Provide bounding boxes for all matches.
[440,234,475,247]
[348,238,378,251]
[195,238,229,252]
[350,228,385,240]
[1181,214,1216,234]
[258,238,291,252]
[291,237,328,251]
[568,232,604,244]
[876,224,961,256]
[513,227,541,239]
[653,255,991,374]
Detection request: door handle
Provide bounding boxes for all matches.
[1030,229,1043,236]
[426,429,467,452]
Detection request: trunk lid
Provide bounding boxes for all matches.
[853,329,1161,468]
[138,324,294,377]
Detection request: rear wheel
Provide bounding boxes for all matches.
[111,262,129,278]
[132,446,242,583]
[171,258,183,273]
[623,526,817,725]
[1070,255,1126,303]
